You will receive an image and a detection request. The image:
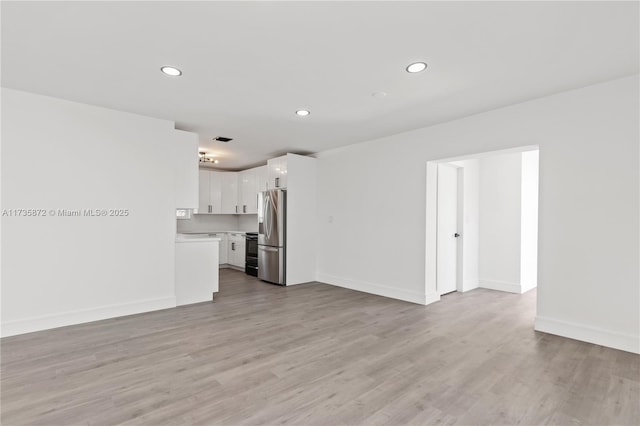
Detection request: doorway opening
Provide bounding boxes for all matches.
[425,146,539,301]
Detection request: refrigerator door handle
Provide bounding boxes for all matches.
[265,195,273,240]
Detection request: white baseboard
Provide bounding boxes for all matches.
[535,315,639,354]
[286,280,315,286]
[461,279,480,293]
[1,296,177,338]
[424,291,441,305]
[521,281,537,293]
[317,273,435,305]
[479,279,523,294]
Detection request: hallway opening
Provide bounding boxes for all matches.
[426,146,540,299]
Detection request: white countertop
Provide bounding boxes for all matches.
[175,234,222,243]
[178,231,250,235]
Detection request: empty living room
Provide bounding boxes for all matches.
[1,1,638,425]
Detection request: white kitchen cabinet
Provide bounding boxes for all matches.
[197,170,239,214]
[198,167,267,215]
[208,232,228,264]
[255,165,268,194]
[198,170,211,213]
[175,236,219,306]
[221,172,239,214]
[197,170,222,214]
[238,168,258,214]
[227,233,245,268]
[238,165,267,214]
[267,156,287,189]
[210,172,223,213]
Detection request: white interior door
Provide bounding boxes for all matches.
[437,164,458,295]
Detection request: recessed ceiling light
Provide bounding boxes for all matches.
[296,110,310,117]
[372,91,388,98]
[160,66,182,76]
[406,62,427,73]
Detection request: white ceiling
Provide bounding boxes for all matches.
[2,1,638,169]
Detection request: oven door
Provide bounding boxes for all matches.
[245,237,258,258]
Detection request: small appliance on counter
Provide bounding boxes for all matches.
[257,189,286,285]
[245,232,258,276]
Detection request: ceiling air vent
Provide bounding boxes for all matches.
[214,136,233,142]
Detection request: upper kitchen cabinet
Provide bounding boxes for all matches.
[196,157,307,216]
[238,168,258,214]
[220,172,238,214]
[197,169,263,215]
[197,170,222,214]
[197,170,210,213]
[267,156,288,189]
[255,165,268,194]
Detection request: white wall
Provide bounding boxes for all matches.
[286,154,317,285]
[478,152,523,292]
[316,75,639,353]
[521,150,539,292]
[173,130,199,209]
[176,214,258,233]
[1,89,197,336]
[238,214,259,232]
[178,214,241,233]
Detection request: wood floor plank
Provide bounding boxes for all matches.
[2,268,638,425]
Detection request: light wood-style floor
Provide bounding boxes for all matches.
[2,269,638,425]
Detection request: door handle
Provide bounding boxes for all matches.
[265,196,272,240]
[454,233,460,238]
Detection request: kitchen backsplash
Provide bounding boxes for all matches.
[177,213,258,233]
[238,214,259,232]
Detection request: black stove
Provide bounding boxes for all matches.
[245,232,258,276]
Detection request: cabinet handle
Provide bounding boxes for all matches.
[243,205,247,213]
[232,242,235,251]
[208,205,212,213]
[235,205,238,213]
[275,177,280,188]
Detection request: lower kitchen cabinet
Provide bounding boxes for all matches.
[227,233,246,268]
[208,233,228,264]
[175,237,219,306]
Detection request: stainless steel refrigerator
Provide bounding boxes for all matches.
[258,189,286,285]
